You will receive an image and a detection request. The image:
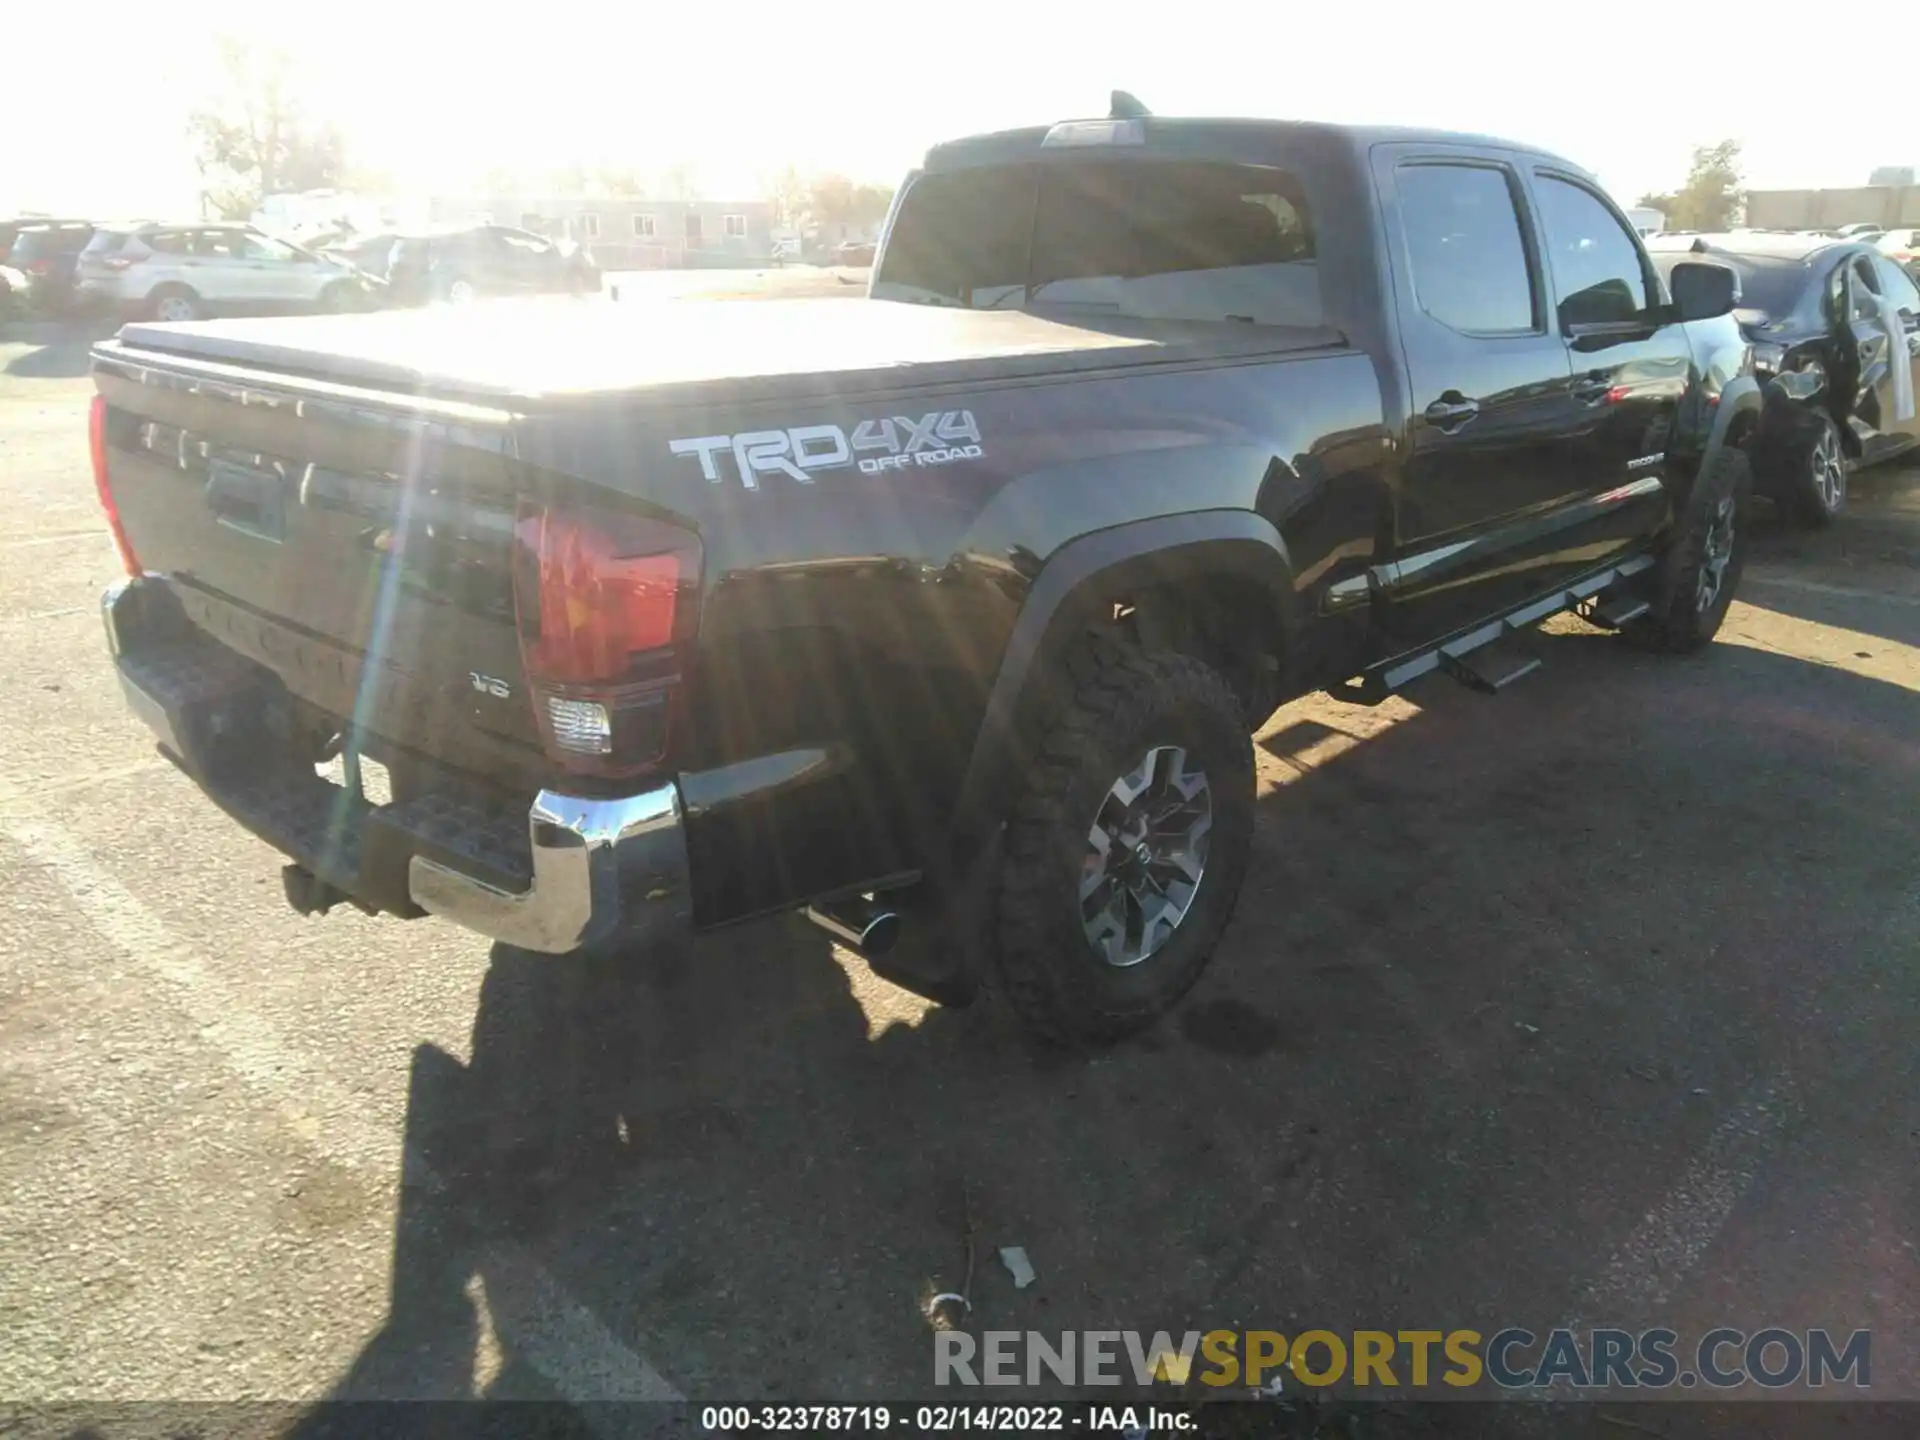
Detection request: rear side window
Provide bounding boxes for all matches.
[876,166,1033,306]
[145,230,194,255]
[82,230,133,257]
[1533,176,1653,327]
[194,230,252,259]
[1396,163,1536,334]
[876,158,1323,326]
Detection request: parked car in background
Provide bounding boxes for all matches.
[0,263,25,320]
[73,223,373,322]
[316,231,401,281]
[383,225,599,305]
[3,221,95,313]
[1,216,85,261]
[1832,222,1885,240]
[1876,227,1920,281]
[831,238,877,266]
[1650,234,1920,524]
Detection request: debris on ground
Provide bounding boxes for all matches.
[999,1245,1037,1289]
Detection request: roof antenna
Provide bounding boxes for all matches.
[1110,90,1151,120]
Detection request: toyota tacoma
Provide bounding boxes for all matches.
[88,101,1758,1044]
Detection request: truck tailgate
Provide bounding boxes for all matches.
[92,347,545,790]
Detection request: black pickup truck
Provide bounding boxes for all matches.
[88,105,1759,1044]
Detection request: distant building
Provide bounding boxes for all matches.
[251,190,425,238]
[1868,167,1916,189]
[1625,206,1665,237]
[427,194,775,268]
[1745,184,1920,231]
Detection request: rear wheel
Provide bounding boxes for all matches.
[1783,411,1848,527]
[150,287,201,323]
[1624,444,1751,653]
[318,281,359,314]
[995,642,1255,1046]
[446,278,478,304]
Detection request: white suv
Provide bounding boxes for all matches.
[73,223,372,321]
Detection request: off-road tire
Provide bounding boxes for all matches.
[995,641,1255,1046]
[1781,411,1847,527]
[1623,444,1751,653]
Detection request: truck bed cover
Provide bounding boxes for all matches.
[108,297,1345,408]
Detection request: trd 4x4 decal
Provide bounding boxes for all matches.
[669,410,984,489]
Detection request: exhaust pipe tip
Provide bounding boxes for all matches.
[805,897,902,957]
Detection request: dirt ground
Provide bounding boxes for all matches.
[0,293,1915,1431]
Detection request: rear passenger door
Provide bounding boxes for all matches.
[137,229,208,298]
[188,228,265,307]
[1370,147,1575,639]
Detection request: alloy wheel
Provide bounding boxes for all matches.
[1080,745,1212,968]
[1696,494,1737,613]
[1810,424,1846,513]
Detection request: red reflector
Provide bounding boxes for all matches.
[89,395,140,578]
[1605,385,1630,405]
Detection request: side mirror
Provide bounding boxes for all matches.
[1669,261,1737,321]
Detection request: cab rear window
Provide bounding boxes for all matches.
[874,158,1322,327]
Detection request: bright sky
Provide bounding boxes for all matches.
[9,1,1909,219]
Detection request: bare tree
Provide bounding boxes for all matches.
[187,38,343,219]
[805,174,895,242]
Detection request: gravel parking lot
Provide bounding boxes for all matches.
[1,282,1915,1426]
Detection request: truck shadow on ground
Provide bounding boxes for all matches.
[300,623,1920,1420]
[0,319,121,379]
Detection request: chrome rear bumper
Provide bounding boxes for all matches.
[408,784,690,953]
[104,577,692,954]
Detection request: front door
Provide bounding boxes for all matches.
[1370,149,1574,641]
[1865,253,1920,455]
[1834,254,1915,462]
[1526,169,1689,548]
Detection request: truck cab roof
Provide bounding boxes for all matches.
[923,115,1569,175]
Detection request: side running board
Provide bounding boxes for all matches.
[1333,552,1657,705]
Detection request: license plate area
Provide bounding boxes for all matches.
[204,458,286,544]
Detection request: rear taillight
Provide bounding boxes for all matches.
[89,395,140,578]
[102,253,143,271]
[512,502,701,780]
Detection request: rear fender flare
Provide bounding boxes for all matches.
[950,511,1299,856]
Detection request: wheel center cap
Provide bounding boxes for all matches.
[1134,841,1153,865]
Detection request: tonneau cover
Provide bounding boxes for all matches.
[109,296,1344,406]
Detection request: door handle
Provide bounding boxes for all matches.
[1570,372,1613,404]
[1423,396,1480,431]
